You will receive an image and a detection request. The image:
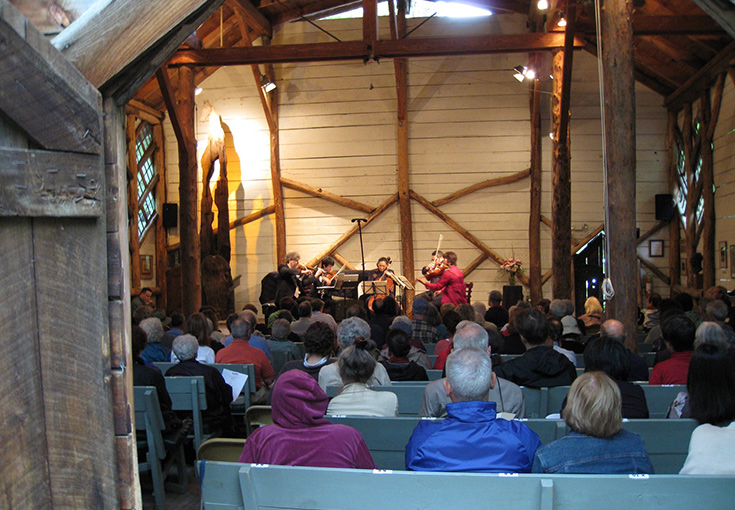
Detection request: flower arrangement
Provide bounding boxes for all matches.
[499,257,524,286]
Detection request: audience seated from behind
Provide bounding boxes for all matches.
[309,298,338,334]
[484,290,509,329]
[215,318,275,403]
[643,298,683,350]
[318,317,391,391]
[379,329,429,382]
[238,370,376,469]
[278,322,337,381]
[139,317,171,364]
[267,318,301,360]
[499,302,531,354]
[597,319,649,381]
[433,310,462,370]
[367,296,398,350]
[679,341,735,474]
[290,300,314,340]
[649,315,695,385]
[380,316,431,370]
[199,307,226,349]
[406,348,540,472]
[419,322,525,419]
[532,372,653,474]
[578,296,604,334]
[411,297,442,345]
[166,334,235,436]
[168,312,186,338]
[580,336,648,419]
[493,309,577,388]
[170,312,216,364]
[695,321,729,349]
[548,317,577,367]
[132,326,182,433]
[642,292,662,331]
[326,340,399,417]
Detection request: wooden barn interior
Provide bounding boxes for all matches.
[3,0,735,506]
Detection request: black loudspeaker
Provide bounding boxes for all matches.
[655,194,674,221]
[162,203,178,229]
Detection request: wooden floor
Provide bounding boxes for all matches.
[139,466,201,510]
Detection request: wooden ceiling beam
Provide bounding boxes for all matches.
[570,15,726,36]
[692,0,735,40]
[230,0,272,37]
[168,32,585,66]
[666,40,735,110]
[272,0,361,25]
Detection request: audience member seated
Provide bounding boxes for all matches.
[484,290,509,329]
[679,342,735,474]
[166,334,234,436]
[579,296,603,334]
[241,310,273,361]
[318,317,391,391]
[642,292,661,330]
[419,322,525,419]
[132,287,154,313]
[500,302,530,354]
[383,317,432,370]
[433,310,462,369]
[132,305,152,327]
[406,348,540,472]
[200,307,225,348]
[548,317,577,367]
[560,315,586,354]
[695,321,729,349]
[170,312,215,364]
[494,309,577,388]
[649,315,695,385]
[411,298,442,345]
[379,329,429,382]
[643,298,683,349]
[598,319,649,381]
[278,322,337,380]
[139,317,171,364]
[132,326,182,432]
[309,298,338,334]
[268,296,296,328]
[168,312,185,338]
[216,318,274,403]
[536,298,551,317]
[532,372,653,474]
[674,292,701,328]
[267,318,301,360]
[291,301,314,339]
[368,296,398,350]
[326,340,399,417]
[238,370,376,469]
[582,336,648,418]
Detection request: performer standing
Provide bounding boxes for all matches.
[275,251,311,305]
[416,251,467,305]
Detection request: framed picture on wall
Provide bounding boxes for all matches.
[649,240,664,258]
[720,241,728,269]
[141,255,153,279]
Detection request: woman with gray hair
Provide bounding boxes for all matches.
[695,321,729,349]
[317,317,392,391]
[139,317,170,363]
[267,318,301,360]
[326,340,398,417]
[531,372,653,474]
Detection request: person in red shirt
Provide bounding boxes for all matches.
[649,315,695,385]
[216,318,275,392]
[416,251,467,306]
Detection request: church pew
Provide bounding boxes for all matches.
[199,463,735,510]
[163,376,212,453]
[326,385,423,416]
[640,384,686,419]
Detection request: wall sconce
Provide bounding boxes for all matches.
[260,74,276,92]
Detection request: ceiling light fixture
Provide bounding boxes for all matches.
[512,65,537,82]
[195,87,203,96]
[558,16,567,27]
[537,0,549,9]
[260,75,276,93]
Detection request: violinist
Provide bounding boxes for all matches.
[275,251,312,304]
[416,251,467,306]
[420,250,447,306]
[309,256,337,301]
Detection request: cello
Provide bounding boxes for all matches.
[366,258,396,312]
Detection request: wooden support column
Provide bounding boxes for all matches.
[667,111,681,291]
[126,114,141,289]
[601,0,638,349]
[153,123,168,311]
[529,64,543,304]
[551,48,572,299]
[269,80,286,263]
[363,0,378,44]
[394,0,415,309]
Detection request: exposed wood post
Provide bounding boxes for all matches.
[153,123,168,311]
[601,0,638,350]
[394,1,415,310]
[551,48,572,299]
[363,0,378,44]
[270,81,286,264]
[126,114,141,289]
[667,111,681,291]
[529,64,543,304]
[176,65,201,315]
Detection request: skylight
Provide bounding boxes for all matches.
[325,1,492,19]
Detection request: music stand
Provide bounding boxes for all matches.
[361,281,389,296]
[392,275,414,291]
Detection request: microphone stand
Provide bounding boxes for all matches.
[351,218,367,272]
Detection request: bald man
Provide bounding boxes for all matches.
[599,320,649,381]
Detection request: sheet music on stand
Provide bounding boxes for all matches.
[392,274,414,291]
[361,280,389,295]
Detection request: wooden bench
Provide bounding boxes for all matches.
[164,376,213,451]
[326,385,423,416]
[133,386,188,510]
[199,463,735,510]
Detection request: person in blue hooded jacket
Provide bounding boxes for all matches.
[405,347,541,472]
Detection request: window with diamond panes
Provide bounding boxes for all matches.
[135,122,158,239]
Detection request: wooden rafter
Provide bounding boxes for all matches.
[281,177,375,213]
[432,168,530,207]
[665,41,735,110]
[168,33,586,66]
[636,220,670,245]
[230,0,272,37]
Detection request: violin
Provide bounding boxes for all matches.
[315,267,337,285]
[297,263,315,275]
[424,258,449,279]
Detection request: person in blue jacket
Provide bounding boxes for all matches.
[405,347,541,472]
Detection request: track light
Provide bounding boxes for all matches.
[537,0,549,9]
[260,74,276,92]
[512,65,536,82]
[558,16,567,27]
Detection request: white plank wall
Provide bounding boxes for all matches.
[164,14,671,311]
[714,75,735,287]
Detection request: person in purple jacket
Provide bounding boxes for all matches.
[239,370,377,469]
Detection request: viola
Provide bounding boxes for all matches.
[425,261,449,279]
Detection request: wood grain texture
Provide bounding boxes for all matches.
[104,97,129,233]
[154,123,169,311]
[0,3,101,154]
[281,177,375,213]
[0,148,102,217]
[33,217,118,508]
[52,0,208,88]
[0,218,53,510]
[432,168,530,207]
[529,76,543,304]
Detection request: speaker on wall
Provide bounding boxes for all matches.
[162,203,178,229]
[655,194,674,221]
